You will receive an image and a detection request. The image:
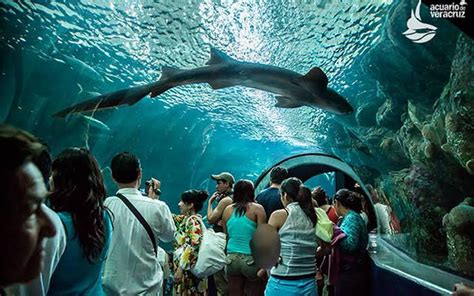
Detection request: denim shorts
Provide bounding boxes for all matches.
[225,253,259,279]
[265,275,317,296]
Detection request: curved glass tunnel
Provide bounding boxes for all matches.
[255,153,474,294]
[254,153,378,231]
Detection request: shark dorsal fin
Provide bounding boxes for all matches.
[206,47,235,65]
[294,67,328,89]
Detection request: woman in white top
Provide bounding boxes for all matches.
[265,177,324,296]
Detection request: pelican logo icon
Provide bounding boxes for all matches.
[403,0,437,43]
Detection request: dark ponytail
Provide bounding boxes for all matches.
[281,177,317,226]
[233,179,255,216]
[296,186,317,226]
[181,190,209,212]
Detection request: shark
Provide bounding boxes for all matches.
[49,39,105,84]
[54,47,353,117]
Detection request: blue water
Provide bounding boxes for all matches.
[0,0,394,207]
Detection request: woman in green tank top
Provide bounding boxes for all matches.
[222,179,267,296]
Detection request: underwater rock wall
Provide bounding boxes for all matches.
[440,35,474,175]
[443,197,474,277]
[344,1,474,276]
[375,34,474,276]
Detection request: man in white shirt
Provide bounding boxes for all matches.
[102,152,175,296]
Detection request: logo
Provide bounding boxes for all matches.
[403,0,437,43]
[429,1,467,19]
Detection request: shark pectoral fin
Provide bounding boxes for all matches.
[160,66,183,80]
[294,67,328,89]
[207,80,235,90]
[206,47,236,65]
[274,96,304,108]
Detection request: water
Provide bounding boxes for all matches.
[0,0,392,197]
[0,0,390,142]
[1,0,473,279]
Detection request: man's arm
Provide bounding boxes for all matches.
[221,205,233,235]
[207,192,220,220]
[156,202,176,243]
[207,196,233,224]
[147,178,161,200]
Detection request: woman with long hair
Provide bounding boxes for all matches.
[265,177,323,296]
[332,189,369,296]
[173,189,209,296]
[222,179,267,296]
[47,148,112,295]
[312,186,339,224]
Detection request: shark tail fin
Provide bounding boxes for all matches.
[206,47,237,65]
[274,96,304,108]
[54,83,155,117]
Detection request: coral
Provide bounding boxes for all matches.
[443,198,474,277]
[423,140,436,159]
[342,10,473,278]
[378,165,450,261]
[444,110,474,175]
[421,123,442,146]
[376,98,405,130]
[407,101,430,132]
[377,133,410,170]
[435,34,474,175]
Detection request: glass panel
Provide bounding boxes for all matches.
[303,172,336,201]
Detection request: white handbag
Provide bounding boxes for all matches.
[175,215,227,279]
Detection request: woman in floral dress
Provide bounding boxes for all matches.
[173,190,209,296]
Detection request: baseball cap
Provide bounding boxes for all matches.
[211,172,235,184]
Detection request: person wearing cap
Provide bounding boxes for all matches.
[208,172,235,233]
[207,172,234,296]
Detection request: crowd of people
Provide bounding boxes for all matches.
[1,123,470,296]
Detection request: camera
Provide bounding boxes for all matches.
[145,179,161,196]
